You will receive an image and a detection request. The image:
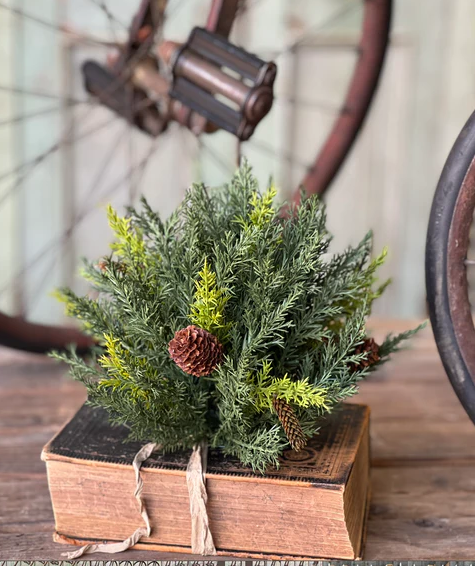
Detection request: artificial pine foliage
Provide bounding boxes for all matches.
[52,162,423,472]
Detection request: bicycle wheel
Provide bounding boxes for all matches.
[0,0,391,353]
[426,109,475,424]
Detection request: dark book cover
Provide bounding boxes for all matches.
[45,402,369,484]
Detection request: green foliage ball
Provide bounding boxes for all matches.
[53,163,422,472]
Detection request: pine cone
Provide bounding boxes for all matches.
[350,337,380,372]
[97,258,126,274]
[273,397,307,451]
[168,325,223,377]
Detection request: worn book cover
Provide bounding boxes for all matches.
[42,402,370,560]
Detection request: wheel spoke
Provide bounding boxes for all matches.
[199,140,235,176]
[10,0,166,310]
[0,84,91,104]
[0,103,84,127]
[165,0,187,20]
[0,0,165,204]
[275,96,340,114]
[0,1,65,33]
[99,135,163,204]
[263,2,358,60]
[0,93,155,207]
[245,138,310,170]
[26,124,130,308]
[0,1,112,47]
[27,252,61,315]
[81,126,131,207]
[236,140,242,168]
[128,136,162,199]
[126,86,137,204]
[0,133,163,301]
[87,0,127,35]
[0,113,115,190]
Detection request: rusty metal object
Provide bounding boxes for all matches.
[447,161,475,397]
[175,52,250,107]
[111,0,166,75]
[157,40,180,66]
[82,61,166,136]
[132,57,169,99]
[296,0,392,200]
[426,109,475,424]
[81,0,251,138]
[0,312,94,354]
[205,0,240,37]
[82,0,168,136]
[168,27,276,140]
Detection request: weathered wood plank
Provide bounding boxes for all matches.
[366,466,475,559]
[0,532,206,560]
[2,319,475,559]
[0,478,53,534]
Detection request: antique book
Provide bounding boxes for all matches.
[42,402,370,560]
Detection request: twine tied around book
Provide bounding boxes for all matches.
[186,441,216,555]
[62,441,216,559]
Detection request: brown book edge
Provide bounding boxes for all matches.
[357,407,373,560]
[50,440,371,560]
[52,482,371,561]
[357,482,372,560]
[343,407,371,557]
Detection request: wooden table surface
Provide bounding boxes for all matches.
[1,319,475,560]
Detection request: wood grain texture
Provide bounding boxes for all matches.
[2,320,475,559]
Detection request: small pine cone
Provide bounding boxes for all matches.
[350,337,380,372]
[273,397,307,452]
[97,258,126,274]
[168,325,223,377]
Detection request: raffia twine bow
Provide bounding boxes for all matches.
[62,441,216,559]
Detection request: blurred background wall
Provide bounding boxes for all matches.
[0,0,474,324]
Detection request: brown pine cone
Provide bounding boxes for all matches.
[350,337,380,372]
[168,325,223,377]
[273,397,307,452]
[97,258,126,274]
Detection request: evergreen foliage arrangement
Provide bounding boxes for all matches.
[52,162,423,472]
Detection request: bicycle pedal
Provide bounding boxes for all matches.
[168,27,277,141]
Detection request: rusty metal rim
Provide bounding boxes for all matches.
[296,0,392,201]
[447,158,475,397]
[0,312,94,354]
[426,109,475,424]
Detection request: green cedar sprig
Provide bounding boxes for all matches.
[51,161,424,472]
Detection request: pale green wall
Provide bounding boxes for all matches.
[0,4,15,313]
[1,0,475,322]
